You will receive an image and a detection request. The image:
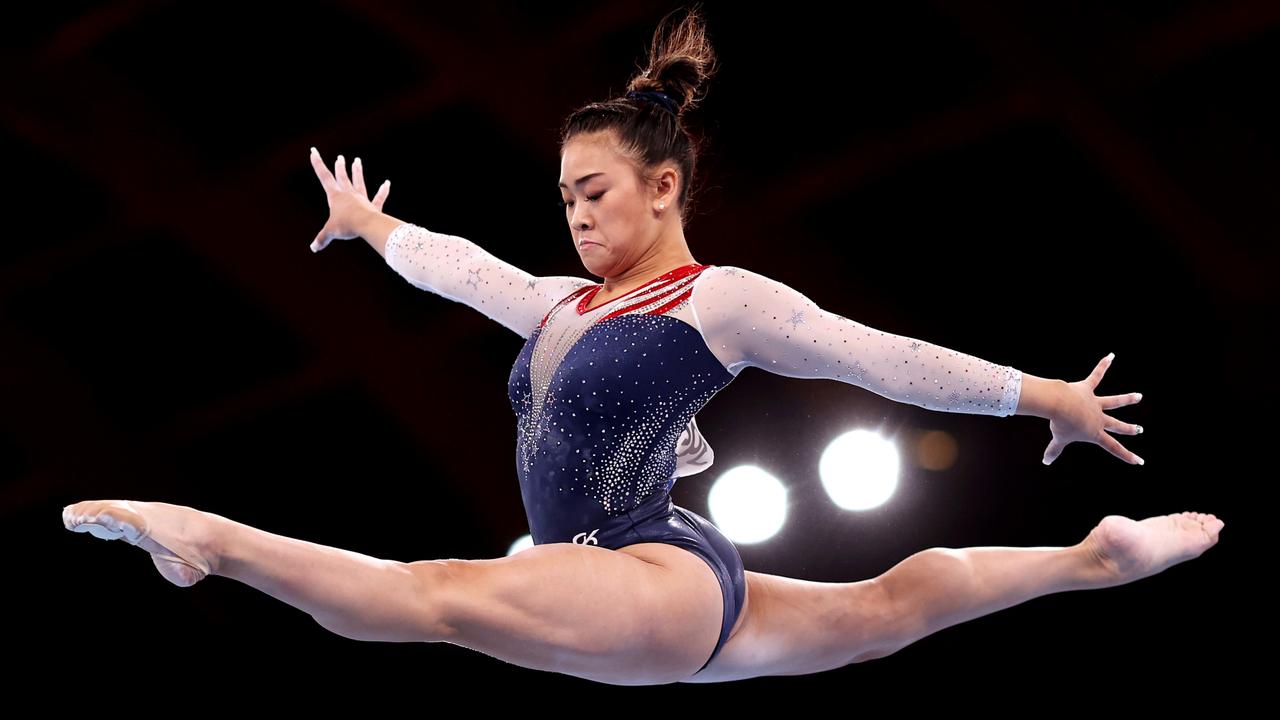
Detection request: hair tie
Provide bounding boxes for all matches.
[626,90,679,116]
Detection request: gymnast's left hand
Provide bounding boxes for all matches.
[1042,352,1144,466]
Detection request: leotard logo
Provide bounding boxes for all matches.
[573,528,600,545]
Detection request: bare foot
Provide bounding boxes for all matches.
[62,500,219,587]
[1082,511,1225,587]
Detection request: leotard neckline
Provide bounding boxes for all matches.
[576,262,706,315]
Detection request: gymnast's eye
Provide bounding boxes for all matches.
[558,192,604,209]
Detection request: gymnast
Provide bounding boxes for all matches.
[63,5,1222,686]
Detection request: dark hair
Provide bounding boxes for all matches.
[558,4,719,227]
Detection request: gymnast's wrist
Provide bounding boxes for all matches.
[356,210,409,260]
[1014,373,1067,420]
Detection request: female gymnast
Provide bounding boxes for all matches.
[62,6,1222,687]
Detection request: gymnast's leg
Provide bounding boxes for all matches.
[63,499,449,642]
[691,511,1224,682]
[873,512,1226,658]
[62,498,728,685]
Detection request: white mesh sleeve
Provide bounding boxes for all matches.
[691,265,1023,417]
[384,222,595,339]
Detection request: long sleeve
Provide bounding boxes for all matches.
[384,222,596,339]
[690,265,1023,417]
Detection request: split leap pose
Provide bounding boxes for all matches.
[64,6,1221,687]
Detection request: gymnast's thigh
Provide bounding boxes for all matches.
[680,569,898,683]
[625,503,750,677]
[433,540,724,685]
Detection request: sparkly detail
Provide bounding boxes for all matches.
[998,365,1022,417]
[848,358,869,383]
[691,265,1023,417]
[384,222,595,339]
[508,261,732,541]
[384,222,1023,546]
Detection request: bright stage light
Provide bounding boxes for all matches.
[708,464,788,544]
[818,429,900,510]
[507,533,535,556]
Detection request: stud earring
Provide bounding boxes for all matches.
[659,203,665,210]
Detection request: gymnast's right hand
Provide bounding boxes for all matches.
[308,147,391,253]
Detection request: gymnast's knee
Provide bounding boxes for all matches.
[875,548,974,640]
[401,559,460,641]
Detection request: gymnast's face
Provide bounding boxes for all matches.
[558,131,679,278]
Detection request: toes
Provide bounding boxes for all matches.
[63,505,88,529]
[61,501,145,542]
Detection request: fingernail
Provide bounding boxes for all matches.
[1135,392,1143,401]
[310,146,316,155]
[1136,425,1143,434]
[1136,456,1145,465]
[1108,352,1115,360]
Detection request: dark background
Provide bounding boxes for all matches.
[3,0,1265,706]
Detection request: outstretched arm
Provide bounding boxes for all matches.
[691,265,1023,416]
[367,216,594,340]
[690,266,1145,465]
[307,149,593,340]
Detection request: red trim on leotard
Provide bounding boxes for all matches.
[538,263,716,329]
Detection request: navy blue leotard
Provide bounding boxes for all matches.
[384,222,1023,674]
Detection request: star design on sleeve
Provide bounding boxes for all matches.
[787,309,807,328]
[414,240,425,252]
[526,277,539,290]
[842,359,868,383]
[909,341,921,353]
[466,267,482,290]
[720,267,742,277]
